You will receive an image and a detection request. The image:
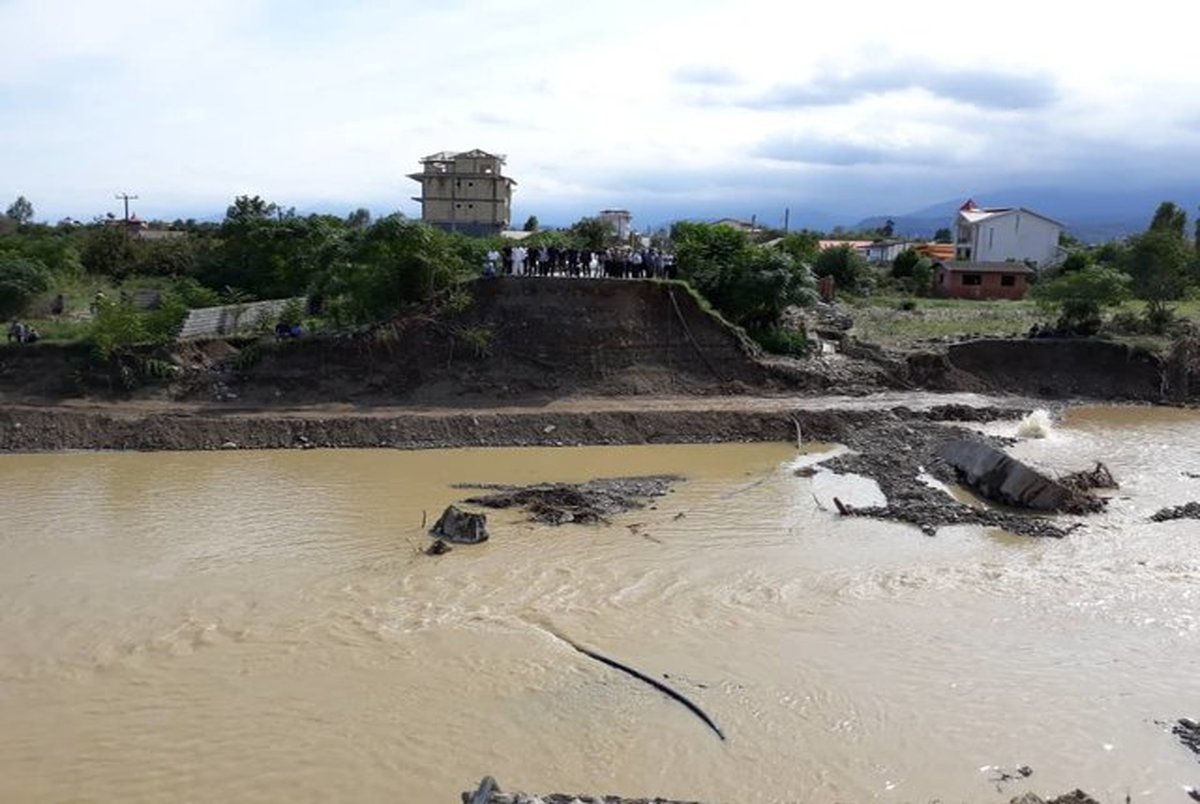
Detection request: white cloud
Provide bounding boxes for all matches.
[2,0,1200,225]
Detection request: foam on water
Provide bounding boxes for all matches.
[1016,408,1054,439]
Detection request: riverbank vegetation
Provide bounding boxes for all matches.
[4,194,1200,360]
[847,200,1200,351]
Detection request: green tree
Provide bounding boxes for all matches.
[672,221,815,335]
[776,231,820,265]
[891,248,922,279]
[202,202,348,298]
[81,226,138,279]
[0,257,51,318]
[910,256,934,295]
[1149,201,1187,238]
[891,248,934,293]
[5,196,34,225]
[1127,229,1194,303]
[132,237,204,277]
[0,229,84,277]
[569,216,610,250]
[1032,265,1132,335]
[346,208,372,229]
[1093,240,1130,268]
[1058,251,1092,274]
[814,243,873,294]
[933,227,953,243]
[225,195,279,223]
[523,215,539,232]
[878,218,895,238]
[318,216,472,325]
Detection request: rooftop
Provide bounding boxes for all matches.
[936,260,1035,274]
[419,148,506,164]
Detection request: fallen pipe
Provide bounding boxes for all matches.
[558,633,726,742]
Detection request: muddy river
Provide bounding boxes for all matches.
[1,407,1198,802]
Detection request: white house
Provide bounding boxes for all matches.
[864,240,920,264]
[954,199,1064,267]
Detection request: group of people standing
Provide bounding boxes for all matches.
[484,245,676,280]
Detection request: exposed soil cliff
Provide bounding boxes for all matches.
[0,279,1194,412]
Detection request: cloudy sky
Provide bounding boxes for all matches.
[3,0,1199,229]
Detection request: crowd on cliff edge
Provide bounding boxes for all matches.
[484,245,676,280]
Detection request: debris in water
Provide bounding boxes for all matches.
[425,538,452,556]
[461,776,707,804]
[430,505,490,544]
[1173,717,1200,756]
[990,764,1035,788]
[1008,791,1100,804]
[815,414,1093,539]
[626,523,663,544]
[457,475,681,526]
[549,630,725,742]
[938,439,1104,513]
[1016,409,1053,439]
[1058,462,1118,494]
[1150,502,1200,523]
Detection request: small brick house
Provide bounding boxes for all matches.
[933,261,1033,300]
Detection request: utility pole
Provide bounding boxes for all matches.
[784,207,790,233]
[114,193,138,222]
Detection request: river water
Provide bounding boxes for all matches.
[1,407,1198,802]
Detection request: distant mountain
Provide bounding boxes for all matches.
[853,185,1200,243]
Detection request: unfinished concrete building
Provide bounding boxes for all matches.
[408,149,516,236]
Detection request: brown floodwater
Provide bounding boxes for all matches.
[1,411,1198,802]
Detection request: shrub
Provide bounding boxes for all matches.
[751,326,808,356]
[0,257,51,318]
[1032,265,1132,335]
[672,222,816,332]
[814,244,873,295]
[87,294,187,359]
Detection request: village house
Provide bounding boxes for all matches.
[408,149,516,236]
[933,260,1033,300]
[954,199,1064,267]
[818,239,873,255]
[713,217,764,234]
[863,240,920,264]
[599,209,633,240]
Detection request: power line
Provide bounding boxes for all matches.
[114,192,139,221]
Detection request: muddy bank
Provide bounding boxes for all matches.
[7,280,1196,411]
[915,338,1167,401]
[0,402,1030,453]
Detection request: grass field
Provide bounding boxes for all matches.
[847,296,1200,349]
[847,297,1043,346]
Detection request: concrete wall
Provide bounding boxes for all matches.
[178,298,303,340]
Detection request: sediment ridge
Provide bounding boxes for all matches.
[0,400,1026,453]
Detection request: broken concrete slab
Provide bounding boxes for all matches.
[937,439,1103,514]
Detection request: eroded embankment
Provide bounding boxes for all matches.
[0,402,1023,453]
